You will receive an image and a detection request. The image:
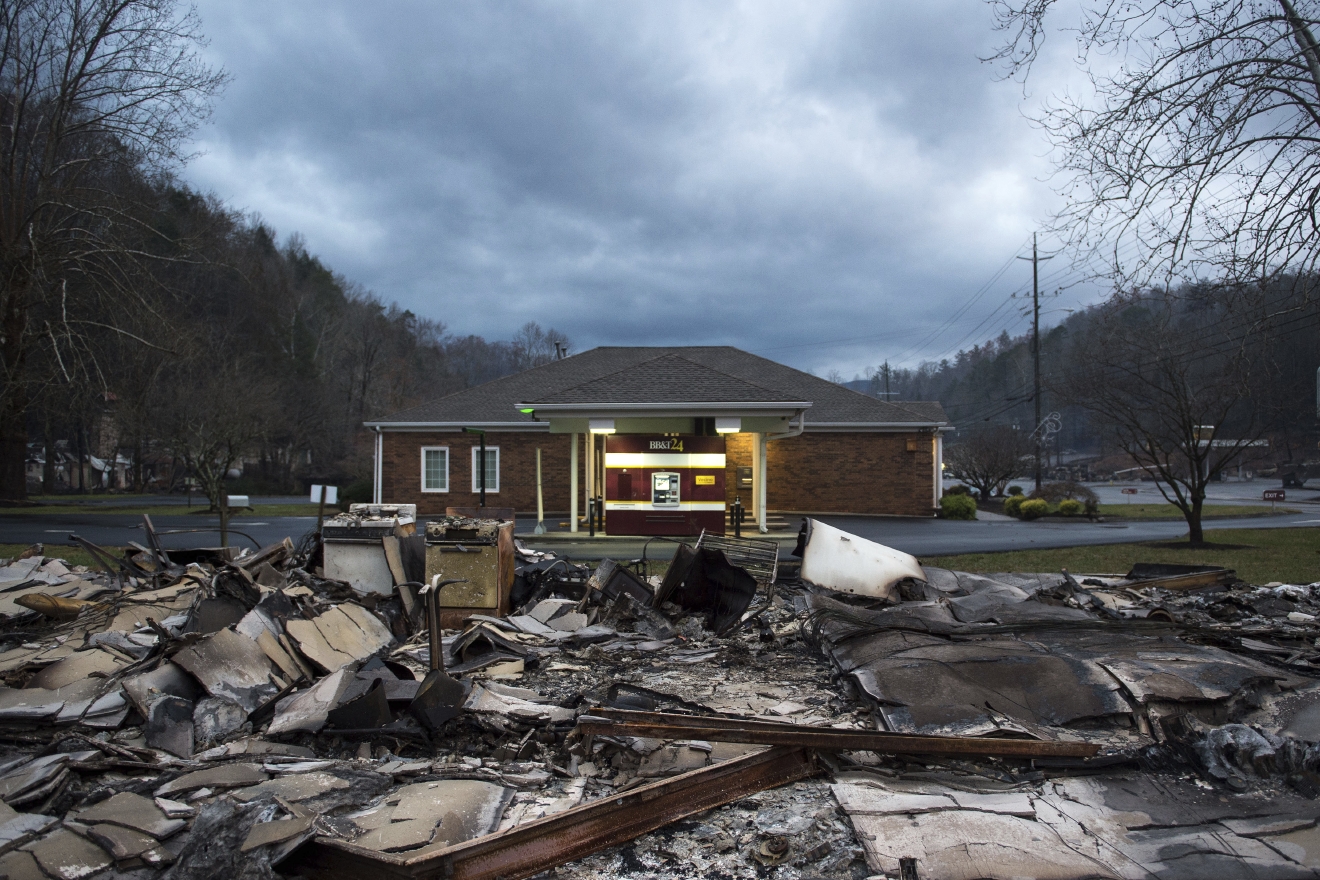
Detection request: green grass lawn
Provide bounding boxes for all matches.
[1096,503,1299,519]
[5,503,334,517]
[924,527,1320,586]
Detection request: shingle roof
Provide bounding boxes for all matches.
[528,354,796,405]
[368,346,947,427]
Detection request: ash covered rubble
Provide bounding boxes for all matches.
[0,515,1315,880]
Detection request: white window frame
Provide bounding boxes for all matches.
[471,445,500,493]
[420,446,450,493]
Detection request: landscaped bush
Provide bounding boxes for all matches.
[1019,498,1050,520]
[1007,485,1024,496]
[940,493,977,520]
[1058,498,1085,516]
[945,484,971,496]
[1030,481,1099,507]
[1003,494,1025,517]
[340,477,374,505]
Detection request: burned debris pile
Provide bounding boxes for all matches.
[0,511,1317,879]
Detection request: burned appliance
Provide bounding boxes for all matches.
[322,504,417,595]
[423,516,515,628]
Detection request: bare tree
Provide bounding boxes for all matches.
[0,0,225,498]
[161,355,272,545]
[510,322,569,371]
[990,0,1320,293]
[1058,288,1273,543]
[944,424,1033,497]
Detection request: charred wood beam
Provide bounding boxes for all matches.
[579,708,1101,759]
[284,745,818,880]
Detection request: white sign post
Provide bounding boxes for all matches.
[309,485,338,505]
[310,485,338,533]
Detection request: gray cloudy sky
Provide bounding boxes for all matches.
[183,1,1098,378]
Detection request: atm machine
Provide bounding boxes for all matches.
[652,472,680,507]
[604,436,726,536]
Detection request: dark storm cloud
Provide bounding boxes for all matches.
[185,1,1080,377]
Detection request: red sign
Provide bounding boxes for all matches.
[1263,489,1286,501]
[1121,488,1139,495]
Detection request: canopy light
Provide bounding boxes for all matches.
[715,418,742,434]
[589,419,616,434]
[519,408,534,414]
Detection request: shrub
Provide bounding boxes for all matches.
[340,478,374,505]
[1019,498,1050,520]
[1007,485,1024,496]
[1003,494,1025,517]
[1058,498,1085,516]
[945,484,971,496]
[940,493,977,520]
[1029,480,1099,507]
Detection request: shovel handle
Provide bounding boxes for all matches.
[428,584,442,672]
[425,578,468,672]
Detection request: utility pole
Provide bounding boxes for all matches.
[1017,233,1053,491]
[1032,233,1041,491]
[876,361,895,399]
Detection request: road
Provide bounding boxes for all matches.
[1085,479,1320,509]
[517,510,1320,561]
[21,494,310,508]
[0,512,320,553]
[3,482,1316,562]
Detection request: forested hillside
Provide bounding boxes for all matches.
[29,185,568,497]
[858,280,1320,468]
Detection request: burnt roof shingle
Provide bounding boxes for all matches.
[368,346,947,427]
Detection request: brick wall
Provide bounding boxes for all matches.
[723,431,936,517]
[768,432,936,516]
[381,431,582,516]
[383,429,935,517]
[724,433,753,509]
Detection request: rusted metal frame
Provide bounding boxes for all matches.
[692,530,781,632]
[286,745,817,880]
[580,708,1100,759]
[696,532,780,585]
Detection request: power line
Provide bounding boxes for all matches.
[882,236,1034,365]
[751,325,918,355]
[899,231,1103,368]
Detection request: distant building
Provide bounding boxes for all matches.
[366,347,950,534]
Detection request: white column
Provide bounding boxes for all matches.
[755,432,765,522]
[933,433,943,511]
[596,434,607,535]
[535,448,544,526]
[585,432,595,502]
[756,433,768,533]
[372,429,383,504]
[570,433,579,533]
